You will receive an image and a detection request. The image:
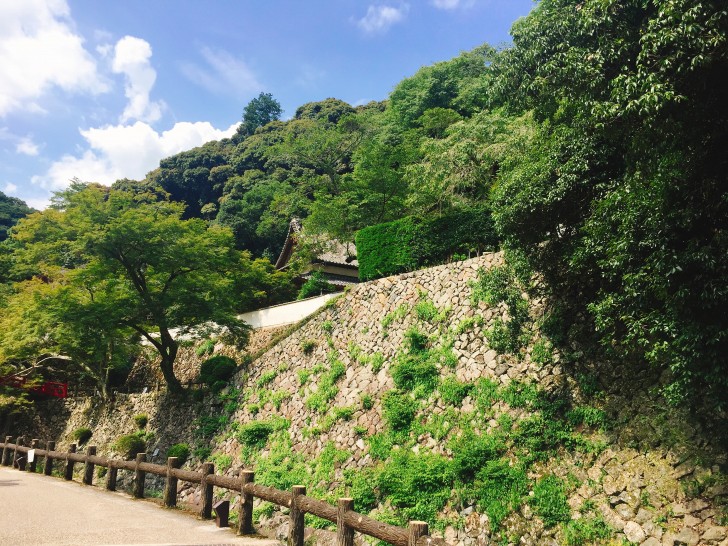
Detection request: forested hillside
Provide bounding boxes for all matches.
[1,0,726,426]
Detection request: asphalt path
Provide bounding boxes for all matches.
[0,467,282,546]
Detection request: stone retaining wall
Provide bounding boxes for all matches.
[23,253,728,546]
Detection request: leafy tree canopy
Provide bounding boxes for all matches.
[5,183,267,393]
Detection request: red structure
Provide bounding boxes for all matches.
[0,375,68,398]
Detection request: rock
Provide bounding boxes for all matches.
[702,527,727,542]
[671,527,700,546]
[615,503,636,520]
[641,538,661,546]
[635,508,654,524]
[623,522,646,543]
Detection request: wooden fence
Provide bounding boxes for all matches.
[0,435,440,546]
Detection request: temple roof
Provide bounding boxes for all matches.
[275,218,358,271]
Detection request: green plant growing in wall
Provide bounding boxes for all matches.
[199,355,237,391]
[370,352,385,373]
[377,450,454,524]
[382,303,410,334]
[133,413,148,429]
[305,356,345,412]
[472,264,530,356]
[196,338,215,356]
[257,369,278,387]
[113,433,146,460]
[471,459,529,531]
[237,421,275,449]
[71,427,93,445]
[301,339,316,355]
[382,391,419,432]
[529,475,571,528]
[438,376,472,406]
[167,443,191,466]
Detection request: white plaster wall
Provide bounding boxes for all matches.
[238,293,338,329]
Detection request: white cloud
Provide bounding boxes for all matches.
[32,120,238,191]
[357,4,409,33]
[112,36,165,123]
[16,137,40,156]
[180,46,262,96]
[0,0,108,116]
[430,0,474,8]
[4,183,18,194]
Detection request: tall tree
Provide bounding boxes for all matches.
[238,92,283,138]
[490,0,728,407]
[8,184,253,394]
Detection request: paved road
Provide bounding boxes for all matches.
[0,467,282,546]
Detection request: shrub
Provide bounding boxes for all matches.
[390,353,439,394]
[300,339,316,355]
[562,516,613,545]
[382,391,418,432]
[199,355,237,388]
[529,475,571,528]
[346,468,380,512]
[113,434,146,460]
[305,358,345,412]
[71,427,92,445]
[237,421,274,449]
[472,459,529,531]
[449,431,505,481]
[377,451,454,523]
[297,270,336,300]
[403,326,430,353]
[256,370,277,387]
[133,414,148,429]
[370,352,385,373]
[356,206,498,281]
[361,394,374,410]
[439,376,472,406]
[195,338,215,356]
[167,443,190,466]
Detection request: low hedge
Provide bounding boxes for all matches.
[355,206,498,281]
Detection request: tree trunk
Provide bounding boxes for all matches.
[158,328,183,394]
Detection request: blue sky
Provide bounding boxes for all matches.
[0,0,534,210]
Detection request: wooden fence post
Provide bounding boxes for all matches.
[408,521,428,546]
[289,485,306,546]
[337,498,354,546]
[200,462,214,519]
[163,457,179,508]
[13,436,25,470]
[64,443,77,480]
[83,446,96,485]
[238,470,255,535]
[2,436,13,466]
[27,439,39,473]
[106,460,118,491]
[44,441,55,476]
[134,453,146,498]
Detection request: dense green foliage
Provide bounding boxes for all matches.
[0,183,284,395]
[71,427,93,445]
[167,443,191,466]
[0,191,33,243]
[356,206,498,281]
[199,355,237,391]
[113,433,146,460]
[297,270,336,300]
[487,0,728,407]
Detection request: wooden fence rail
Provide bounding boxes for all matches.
[0,436,441,546]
